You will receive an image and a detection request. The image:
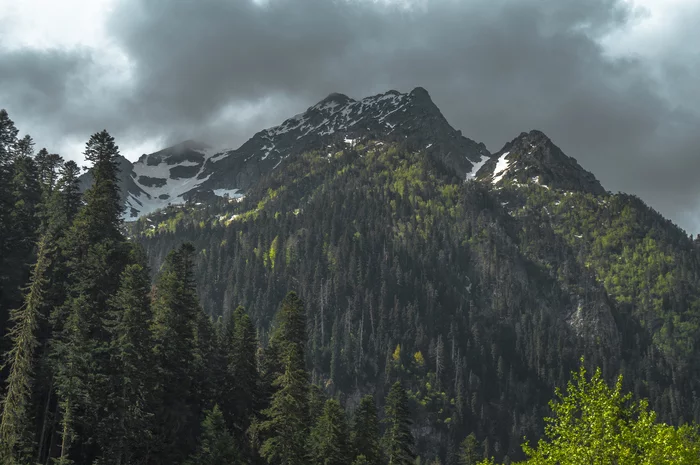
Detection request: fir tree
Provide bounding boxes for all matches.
[259,345,309,465]
[267,292,307,373]
[352,455,370,465]
[352,395,382,465]
[383,382,415,465]
[230,306,259,434]
[53,130,129,463]
[101,258,157,464]
[457,433,481,465]
[187,405,240,465]
[0,235,52,464]
[3,151,42,321]
[310,398,352,465]
[150,243,202,463]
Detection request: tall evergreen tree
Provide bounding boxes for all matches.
[352,395,382,465]
[53,130,129,463]
[149,243,202,463]
[383,382,416,465]
[458,434,481,465]
[259,344,309,465]
[101,257,157,464]
[261,291,308,404]
[2,151,42,323]
[310,398,352,465]
[186,405,240,465]
[230,306,259,434]
[0,235,52,464]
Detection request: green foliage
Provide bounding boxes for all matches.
[0,235,51,463]
[352,395,382,465]
[518,359,700,464]
[310,398,352,465]
[103,259,157,463]
[259,345,310,465]
[187,405,240,465]
[458,433,481,465]
[384,382,416,465]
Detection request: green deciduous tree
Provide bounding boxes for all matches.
[520,360,700,465]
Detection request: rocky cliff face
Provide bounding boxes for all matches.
[477,130,606,195]
[81,87,491,219]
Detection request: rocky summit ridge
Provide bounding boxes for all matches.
[81,87,604,220]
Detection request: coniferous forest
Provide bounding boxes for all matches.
[2,108,700,464]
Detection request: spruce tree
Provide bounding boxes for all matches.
[352,456,370,465]
[352,395,382,465]
[230,306,259,433]
[187,405,240,465]
[262,291,307,397]
[310,398,352,465]
[150,243,202,463]
[457,433,481,465]
[256,292,309,465]
[259,344,309,465]
[3,151,42,322]
[101,258,157,464]
[0,235,52,464]
[53,130,129,463]
[383,382,416,465]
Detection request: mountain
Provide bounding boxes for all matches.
[82,88,490,219]
[476,130,606,195]
[125,88,700,462]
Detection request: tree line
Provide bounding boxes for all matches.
[1,110,699,464]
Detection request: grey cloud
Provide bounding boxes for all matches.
[1,0,699,232]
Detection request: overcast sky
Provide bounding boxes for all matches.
[1,0,698,233]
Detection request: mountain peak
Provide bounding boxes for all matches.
[409,86,432,102]
[313,92,355,111]
[88,87,493,219]
[478,130,606,195]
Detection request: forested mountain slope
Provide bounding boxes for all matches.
[3,85,700,463]
[130,127,700,460]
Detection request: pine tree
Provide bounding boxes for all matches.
[101,258,157,464]
[310,398,352,465]
[352,395,382,465]
[0,110,19,273]
[352,455,370,465]
[383,382,416,465]
[52,161,82,231]
[260,291,308,424]
[259,345,309,465]
[230,306,259,434]
[186,405,240,465]
[457,433,481,465]
[267,291,307,374]
[0,235,52,464]
[3,150,42,321]
[149,243,202,463]
[53,130,129,463]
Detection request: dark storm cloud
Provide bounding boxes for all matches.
[1,0,699,232]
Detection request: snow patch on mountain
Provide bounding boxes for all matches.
[124,144,224,219]
[466,154,489,180]
[492,152,512,184]
[213,188,244,199]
